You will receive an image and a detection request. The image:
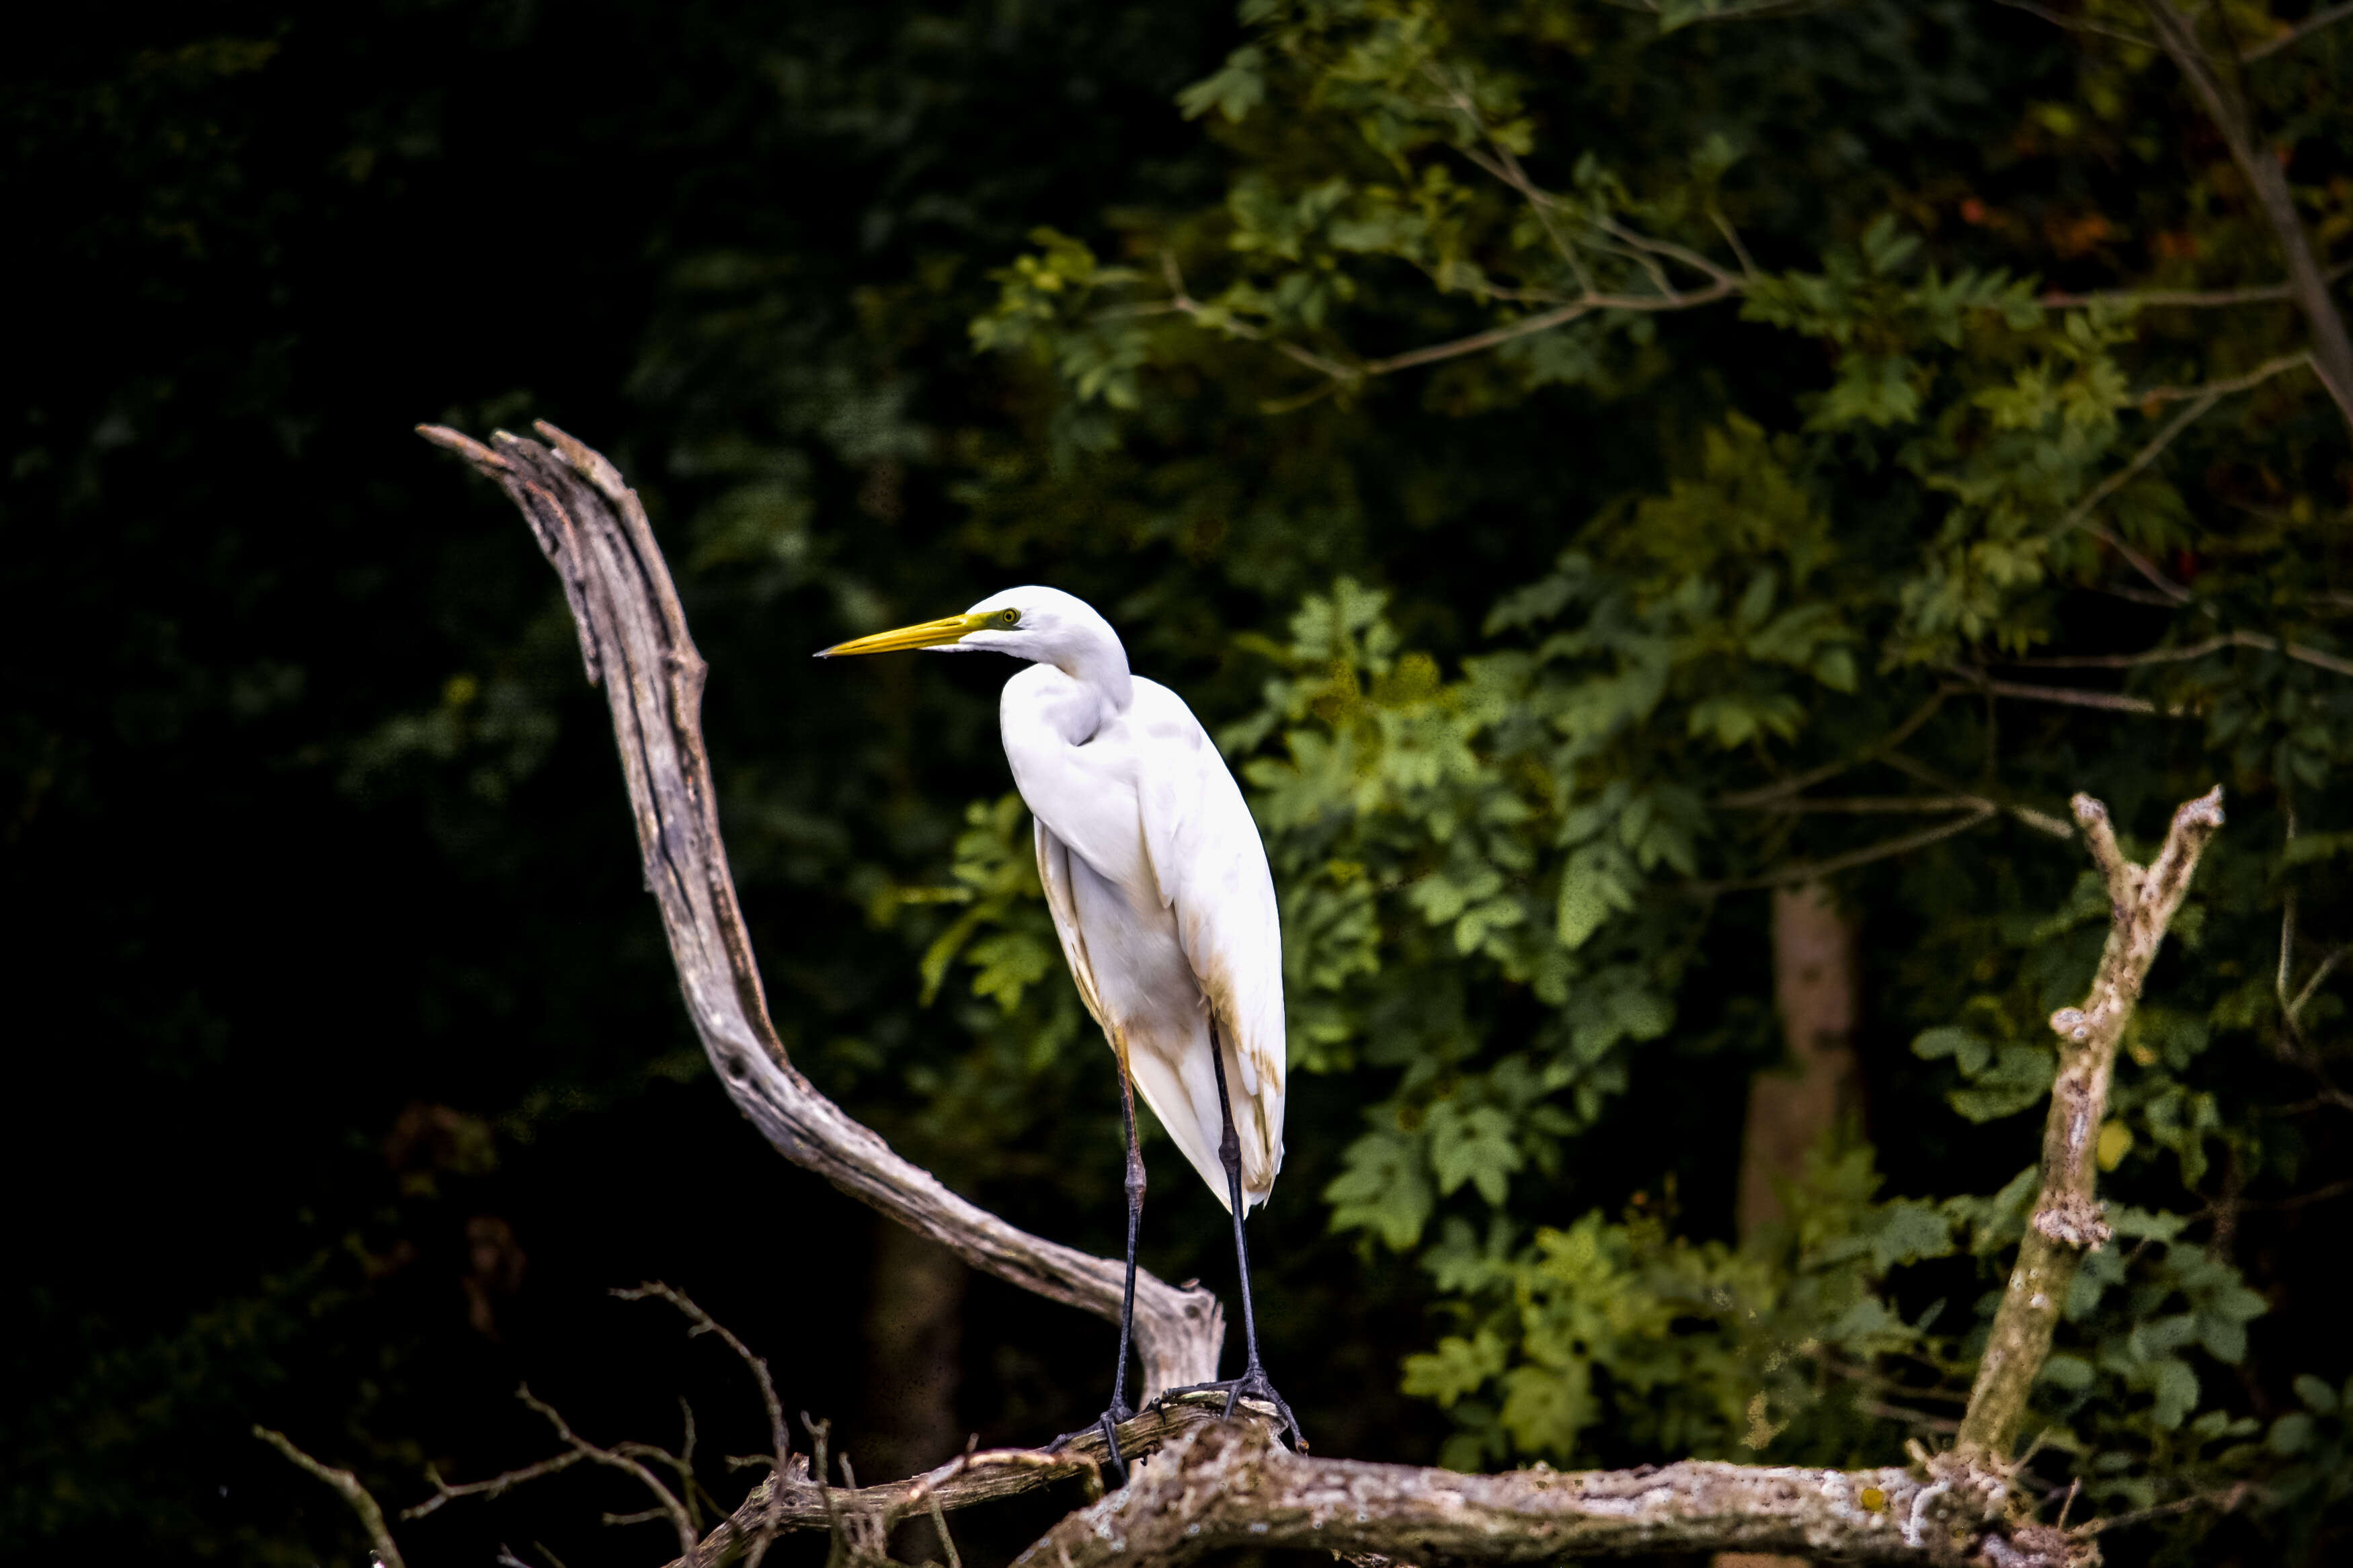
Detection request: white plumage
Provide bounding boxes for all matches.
[817,583,1300,1450]
[1006,656,1286,1211]
[820,583,1285,1211]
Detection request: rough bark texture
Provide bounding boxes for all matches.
[1737,882,1864,1237]
[1954,788,2227,1459]
[1016,1421,2085,1568]
[417,422,1223,1397]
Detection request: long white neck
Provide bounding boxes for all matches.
[1057,625,1134,714]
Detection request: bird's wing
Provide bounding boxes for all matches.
[1129,679,1287,1200]
[1033,817,1107,1030]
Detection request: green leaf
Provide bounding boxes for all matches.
[1401,1329,1507,1406]
[1325,1127,1435,1250]
[1427,1102,1524,1205]
[2268,1411,2315,1456]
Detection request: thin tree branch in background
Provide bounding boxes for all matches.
[1737,793,1999,815]
[1941,667,2182,715]
[2241,1,2353,61]
[1994,0,2160,48]
[2039,259,2353,310]
[517,1384,703,1559]
[419,424,1226,1398]
[253,1427,409,1568]
[1955,788,2226,1458]
[1875,753,2080,839]
[2131,349,2315,406]
[615,1283,793,1487]
[1714,691,1948,808]
[2050,352,2315,607]
[403,1452,584,1522]
[2140,0,2353,432]
[1696,805,1997,895]
[1998,629,2353,678]
[2290,944,2352,1020]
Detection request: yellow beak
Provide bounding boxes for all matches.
[813,611,990,659]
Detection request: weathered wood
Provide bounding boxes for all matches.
[417,421,1224,1399]
[415,422,2141,1568]
[1954,788,2225,1458]
[679,1395,1254,1568]
[1016,1421,2089,1568]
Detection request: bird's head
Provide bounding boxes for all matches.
[814,585,1127,685]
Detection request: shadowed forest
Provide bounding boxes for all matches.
[7,1,2352,1564]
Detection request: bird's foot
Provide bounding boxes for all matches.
[1050,1400,1138,1486]
[1158,1366,1306,1451]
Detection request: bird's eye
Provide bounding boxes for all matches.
[997,608,1020,626]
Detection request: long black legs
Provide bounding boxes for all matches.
[1165,1044,1305,1450]
[1057,1064,1146,1483]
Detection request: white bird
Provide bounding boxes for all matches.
[817,585,1299,1465]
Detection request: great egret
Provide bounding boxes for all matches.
[817,585,1300,1471]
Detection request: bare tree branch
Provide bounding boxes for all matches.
[2038,259,2353,310]
[2140,0,2353,433]
[1714,691,1950,808]
[676,1397,1251,1568]
[418,423,1224,1398]
[253,1426,409,1568]
[2241,1,2353,61]
[1994,0,2161,48]
[1955,787,2226,1458]
[1940,667,2184,716]
[1010,1420,2087,1568]
[1998,628,2353,679]
[403,1452,584,1522]
[1696,804,1999,895]
[517,1384,703,1559]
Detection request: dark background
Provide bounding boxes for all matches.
[3,2,1439,1561]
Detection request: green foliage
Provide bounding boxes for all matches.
[936,0,2353,1557]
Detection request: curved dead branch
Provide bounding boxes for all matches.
[417,421,1223,1397]
[399,425,2221,1568]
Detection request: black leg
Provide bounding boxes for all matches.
[1161,1041,1305,1450]
[1055,1062,1145,1484]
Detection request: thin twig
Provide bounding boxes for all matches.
[2141,0,2353,431]
[1732,793,1996,815]
[403,1452,584,1521]
[1714,692,1949,808]
[2131,349,2315,406]
[2073,1481,2251,1535]
[518,1384,702,1560]
[615,1284,793,1485]
[1994,0,2159,47]
[1874,753,2079,839]
[2038,259,2353,309]
[1694,805,1997,895]
[1940,669,2178,715]
[1997,628,2353,678]
[253,1427,409,1568]
[2241,0,2353,61]
[2291,944,2352,1019]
